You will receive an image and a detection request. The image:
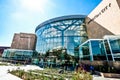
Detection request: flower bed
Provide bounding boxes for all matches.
[9,68,92,80]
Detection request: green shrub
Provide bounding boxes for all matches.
[72,67,92,80]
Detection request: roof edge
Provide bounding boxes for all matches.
[35,15,86,32]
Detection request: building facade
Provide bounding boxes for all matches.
[79,35,120,61]
[79,0,120,61]
[2,33,37,61]
[11,33,37,50]
[2,0,120,62]
[86,0,120,39]
[35,15,88,55]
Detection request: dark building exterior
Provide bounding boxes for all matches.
[11,33,37,50]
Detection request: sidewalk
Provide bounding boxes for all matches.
[0,73,22,80]
[0,65,119,80]
[0,66,22,80]
[0,65,43,80]
[93,75,120,80]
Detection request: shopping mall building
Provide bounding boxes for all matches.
[35,0,120,61]
[79,0,120,61]
[2,0,120,62]
[35,15,88,55]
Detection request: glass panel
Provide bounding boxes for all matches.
[36,18,87,56]
[91,41,101,55]
[91,40,107,60]
[104,40,111,54]
[2,49,33,61]
[109,38,120,61]
[81,42,90,56]
[110,39,120,53]
[104,39,113,61]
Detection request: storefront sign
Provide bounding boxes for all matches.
[88,3,111,24]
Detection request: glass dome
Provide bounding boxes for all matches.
[35,15,88,55]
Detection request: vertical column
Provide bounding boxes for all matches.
[89,40,94,61]
[103,40,109,61]
[107,38,115,61]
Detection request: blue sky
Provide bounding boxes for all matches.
[0,0,101,46]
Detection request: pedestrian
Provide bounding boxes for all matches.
[90,65,94,74]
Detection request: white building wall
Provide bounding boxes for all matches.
[88,0,120,35]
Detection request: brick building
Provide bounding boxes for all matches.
[11,33,37,50]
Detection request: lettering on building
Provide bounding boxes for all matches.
[88,3,111,24]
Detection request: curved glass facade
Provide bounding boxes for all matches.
[35,15,88,55]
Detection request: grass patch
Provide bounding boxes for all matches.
[9,68,92,80]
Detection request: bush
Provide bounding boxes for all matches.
[72,67,92,80]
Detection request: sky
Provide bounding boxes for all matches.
[0,0,101,46]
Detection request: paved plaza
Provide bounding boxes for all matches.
[0,63,119,80]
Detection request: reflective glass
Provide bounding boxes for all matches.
[90,40,107,60]
[109,39,120,53]
[2,49,33,60]
[36,18,87,56]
